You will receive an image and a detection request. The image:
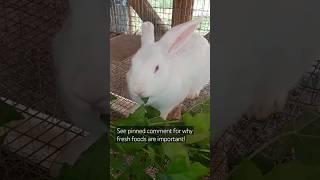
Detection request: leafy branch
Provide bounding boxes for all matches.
[110,98,211,180]
[228,111,320,180]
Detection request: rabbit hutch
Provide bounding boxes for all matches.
[0,0,319,179]
[111,1,320,180]
[110,0,210,118]
[0,0,211,179]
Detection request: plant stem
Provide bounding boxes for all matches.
[247,131,293,160]
[297,134,320,139]
[149,120,181,125]
[247,114,320,160]
[188,146,210,153]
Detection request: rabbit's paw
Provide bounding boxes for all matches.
[166,105,182,120]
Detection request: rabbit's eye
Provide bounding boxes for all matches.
[154,65,159,73]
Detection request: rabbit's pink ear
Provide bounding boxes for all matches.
[159,17,203,54]
[141,22,155,46]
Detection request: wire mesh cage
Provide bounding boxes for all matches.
[110,0,211,120]
[212,58,320,180]
[0,0,94,179]
[0,1,210,179]
[110,0,210,37]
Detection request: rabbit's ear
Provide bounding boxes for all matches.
[159,17,203,54]
[141,22,155,46]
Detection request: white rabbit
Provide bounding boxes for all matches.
[51,0,107,176]
[212,0,320,141]
[127,18,210,120]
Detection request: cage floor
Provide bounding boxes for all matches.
[0,97,85,171]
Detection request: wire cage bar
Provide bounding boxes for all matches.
[110,0,210,37]
[0,0,91,179]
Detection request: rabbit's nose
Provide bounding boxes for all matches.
[137,91,145,97]
[134,87,145,97]
[135,90,145,97]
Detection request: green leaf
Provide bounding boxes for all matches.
[297,111,320,137]
[57,135,107,180]
[118,153,153,180]
[147,146,156,163]
[278,111,320,166]
[294,135,320,166]
[120,142,146,154]
[184,112,210,144]
[126,105,148,125]
[114,106,147,126]
[113,118,137,126]
[110,136,126,153]
[185,132,209,144]
[192,113,210,130]
[271,135,298,160]
[148,117,167,126]
[228,160,264,180]
[162,143,189,160]
[283,111,320,133]
[165,160,209,180]
[158,174,173,180]
[110,154,128,172]
[251,154,275,174]
[166,157,190,174]
[264,161,320,180]
[141,97,149,104]
[228,111,320,180]
[110,101,211,179]
[129,105,146,120]
[111,131,146,154]
[166,174,192,180]
[188,147,210,167]
[0,102,24,126]
[184,112,210,132]
[306,167,320,180]
[299,120,320,136]
[182,112,193,124]
[145,105,161,119]
[189,162,209,178]
[111,94,117,102]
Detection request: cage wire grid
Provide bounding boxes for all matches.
[110,0,210,36]
[0,0,95,179]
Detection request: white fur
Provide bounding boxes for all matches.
[127,18,210,119]
[51,0,107,175]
